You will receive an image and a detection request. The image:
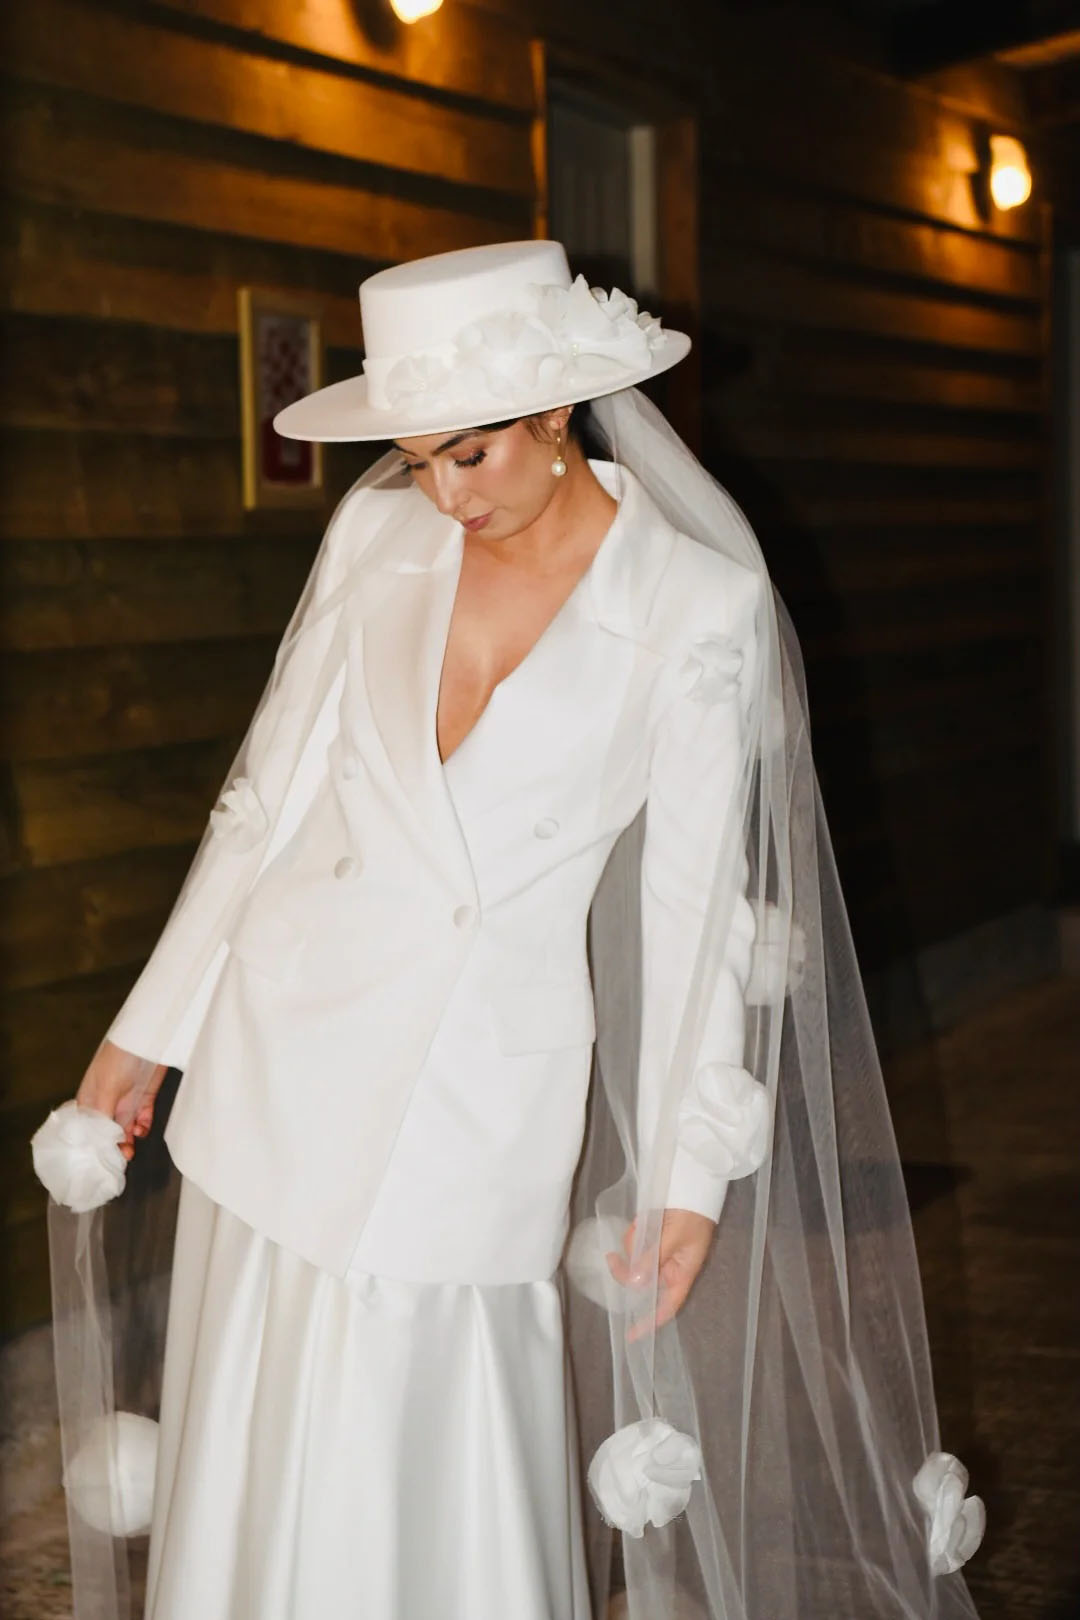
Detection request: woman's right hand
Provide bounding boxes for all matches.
[75,1040,169,1162]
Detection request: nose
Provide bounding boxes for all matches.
[429,462,469,518]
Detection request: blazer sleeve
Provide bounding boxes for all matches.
[637,568,762,1222]
[104,481,370,1068]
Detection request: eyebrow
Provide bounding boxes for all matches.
[393,429,483,460]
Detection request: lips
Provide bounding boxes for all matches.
[461,512,493,532]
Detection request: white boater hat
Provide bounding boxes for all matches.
[273,239,690,443]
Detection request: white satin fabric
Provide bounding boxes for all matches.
[146,1177,593,1619]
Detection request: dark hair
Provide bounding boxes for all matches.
[388,401,608,461]
[476,404,605,457]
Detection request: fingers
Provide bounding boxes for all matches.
[621,1248,697,1343]
[625,1281,685,1343]
[605,1244,658,1289]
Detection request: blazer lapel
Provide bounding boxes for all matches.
[354,500,476,896]
[583,459,675,643]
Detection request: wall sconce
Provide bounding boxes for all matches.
[989,135,1032,210]
[390,0,442,19]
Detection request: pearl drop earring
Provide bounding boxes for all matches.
[551,429,567,478]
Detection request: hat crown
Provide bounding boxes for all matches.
[359,240,571,360]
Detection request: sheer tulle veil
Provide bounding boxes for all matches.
[33,383,983,1619]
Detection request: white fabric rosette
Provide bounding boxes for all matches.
[383,275,668,420]
[677,1062,771,1179]
[913,1452,987,1576]
[678,633,743,705]
[563,1213,632,1313]
[455,310,564,402]
[31,1099,128,1212]
[383,352,457,412]
[595,287,666,349]
[745,901,808,1006]
[588,1418,703,1537]
[64,1412,160,1537]
[208,775,268,853]
[535,277,657,381]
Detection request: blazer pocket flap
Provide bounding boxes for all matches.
[493,981,596,1055]
[227,905,305,983]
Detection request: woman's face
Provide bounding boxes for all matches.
[394,413,569,541]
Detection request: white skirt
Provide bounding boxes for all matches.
[145,1175,594,1620]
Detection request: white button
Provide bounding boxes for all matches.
[334,855,359,880]
[341,753,359,780]
[453,904,478,930]
[534,817,559,839]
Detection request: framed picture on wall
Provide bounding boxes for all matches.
[238,286,325,509]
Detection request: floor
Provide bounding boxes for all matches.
[889,975,1080,1620]
[2,975,1077,1619]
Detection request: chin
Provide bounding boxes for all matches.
[483,514,519,540]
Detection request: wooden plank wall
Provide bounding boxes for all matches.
[0,0,1055,1334]
[691,40,1052,966]
[0,0,537,1334]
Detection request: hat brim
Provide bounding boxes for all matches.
[272,331,691,443]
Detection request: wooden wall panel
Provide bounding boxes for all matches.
[0,535,315,649]
[703,250,1040,355]
[8,0,534,198]
[10,741,239,867]
[154,0,537,112]
[3,85,526,265]
[1,639,277,760]
[1,845,196,994]
[1,203,370,343]
[687,11,1053,973]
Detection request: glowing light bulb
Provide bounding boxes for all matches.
[390,0,442,19]
[989,135,1032,210]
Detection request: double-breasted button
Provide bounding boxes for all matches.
[453,904,478,930]
[340,753,359,780]
[334,855,360,880]
[534,817,560,840]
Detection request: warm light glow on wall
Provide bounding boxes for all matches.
[390,0,442,19]
[989,135,1032,210]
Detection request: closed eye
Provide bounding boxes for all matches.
[399,447,487,476]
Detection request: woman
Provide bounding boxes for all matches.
[32,240,984,1620]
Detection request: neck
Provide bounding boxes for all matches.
[476,447,618,570]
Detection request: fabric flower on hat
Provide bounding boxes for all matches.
[534,275,654,381]
[383,352,458,414]
[379,273,672,419]
[456,311,563,403]
[592,285,666,352]
[677,1062,771,1179]
[913,1452,986,1576]
[588,1418,702,1537]
[678,633,743,705]
[635,306,665,345]
[31,1099,128,1212]
[209,776,268,853]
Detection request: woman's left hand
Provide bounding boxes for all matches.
[604,1208,716,1342]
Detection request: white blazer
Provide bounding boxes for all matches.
[108,462,762,1277]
